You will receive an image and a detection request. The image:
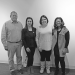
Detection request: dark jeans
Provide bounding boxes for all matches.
[54,54,65,73]
[25,47,35,67]
[40,50,51,61]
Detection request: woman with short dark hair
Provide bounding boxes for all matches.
[36,15,52,74]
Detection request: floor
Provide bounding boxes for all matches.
[0,63,75,75]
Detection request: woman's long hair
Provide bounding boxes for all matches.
[54,17,65,29]
[24,17,33,29]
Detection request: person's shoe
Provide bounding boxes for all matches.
[11,70,16,75]
[54,69,59,75]
[46,61,51,74]
[27,67,31,74]
[46,69,50,74]
[18,69,23,74]
[40,61,45,73]
[31,66,34,74]
[23,67,27,72]
[62,72,65,75]
[40,68,44,73]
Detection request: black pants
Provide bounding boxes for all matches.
[40,50,51,61]
[54,54,65,73]
[25,47,35,67]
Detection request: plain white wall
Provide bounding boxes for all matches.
[0,0,75,69]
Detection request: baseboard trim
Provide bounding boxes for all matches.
[0,61,75,69]
[33,63,75,69]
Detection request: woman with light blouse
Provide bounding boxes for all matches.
[36,15,52,74]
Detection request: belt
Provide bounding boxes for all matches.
[8,40,21,43]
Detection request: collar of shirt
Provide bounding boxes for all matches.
[11,20,18,24]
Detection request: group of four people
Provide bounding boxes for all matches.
[1,11,70,75]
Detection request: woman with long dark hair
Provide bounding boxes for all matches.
[52,17,70,75]
[22,17,37,73]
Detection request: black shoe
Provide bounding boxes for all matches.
[54,71,59,75]
[62,72,65,75]
[18,69,24,74]
[11,71,16,75]
[54,69,59,75]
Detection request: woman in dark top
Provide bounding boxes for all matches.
[52,17,70,75]
[22,17,37,73]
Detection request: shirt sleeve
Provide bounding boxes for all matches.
[65,31,70,48]
[52,29,54,35]
[52,28,55,35]
[36,29,40,46]
[1,23,7,47]
[20,22,23,29]
[22,29,28,48]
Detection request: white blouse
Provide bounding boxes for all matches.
[36,25,52,51]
